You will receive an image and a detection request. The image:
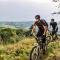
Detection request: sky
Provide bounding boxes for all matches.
[0,0,60,22]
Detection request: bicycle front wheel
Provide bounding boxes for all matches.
[30,46,42,60]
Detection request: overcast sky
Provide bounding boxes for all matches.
[0,0,60,22]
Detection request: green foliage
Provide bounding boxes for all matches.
[0,27,33,44]
[0,36,59,60]
[16,29,25,37]
[0,27,60,60]
[0,28,25,44]
[0,28,13,39]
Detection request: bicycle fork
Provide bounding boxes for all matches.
[37,46,43,60]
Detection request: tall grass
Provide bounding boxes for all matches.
[0,28,60,60]
[0,37,60,60]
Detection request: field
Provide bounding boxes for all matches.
[0,28,60,60]
[0,37,60,60]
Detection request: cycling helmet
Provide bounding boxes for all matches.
[35,15,40,19]
[51,18,54,21]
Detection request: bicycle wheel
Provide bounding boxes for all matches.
[57,35,60,40]
[42,43,47,54]
[30,46,42,60]
[46,36,52,44]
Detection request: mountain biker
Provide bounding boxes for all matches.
[50,18,58,40]
[31,15,48,52]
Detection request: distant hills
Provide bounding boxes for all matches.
[0,21,60,34]
[0,21,34,29]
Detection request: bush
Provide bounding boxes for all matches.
[16,29,25,36]
[0,28,14,40]
[16,28,31,37]
[0,28,18,44]
[0,28,33,44]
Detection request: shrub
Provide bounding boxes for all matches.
[0,28,17,44]
[16,29,25,37]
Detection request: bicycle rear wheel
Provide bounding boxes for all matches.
[30,46,42,60]
[46,36,52,43]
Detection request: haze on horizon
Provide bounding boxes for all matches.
[0,0,60,22]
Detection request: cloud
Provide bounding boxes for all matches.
[0,0,52,3]
[0,2,52,21]
[0,0,59,22]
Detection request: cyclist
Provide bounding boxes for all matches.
[50,18,58,40]
[31,15,48,54]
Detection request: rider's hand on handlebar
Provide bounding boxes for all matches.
[43,30,49,36]
[31,32,35,36]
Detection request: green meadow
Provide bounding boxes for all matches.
[0,28,60,60]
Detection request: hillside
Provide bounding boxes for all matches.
[0,37,60,60]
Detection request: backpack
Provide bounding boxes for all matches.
[41,19,48,28]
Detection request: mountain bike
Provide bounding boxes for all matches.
[30,34,51,60]
[46,30,60,42]
[30,30,60,60]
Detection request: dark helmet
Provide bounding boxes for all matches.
[51,18,54,21]
[35,15,40,19]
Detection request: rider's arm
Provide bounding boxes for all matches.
[32,25,36,33]
[32,21,37,33]
[44,26,48,32]
[41,20,48,33]
[43,25,48,35]
[55,22,58,31]
[41,21,48,35]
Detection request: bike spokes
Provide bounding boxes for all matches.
[30,46,43,60]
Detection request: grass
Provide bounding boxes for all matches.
[0,37,60,60]
[0,37,36,60]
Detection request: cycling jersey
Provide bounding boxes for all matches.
[34,20,46,36]
[50,21,58,35]
[50,22,57,30]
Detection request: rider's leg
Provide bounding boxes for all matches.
[52,30,56,40]
[55,28,58,39]
[42,35,46,54]
[37,36,42,49]
[53,28,58,40]
[51,30,54,40]
[36,31,43,49]
[54,32,58,40]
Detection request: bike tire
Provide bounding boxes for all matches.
[46,36,52,44]
[30,46,42,60]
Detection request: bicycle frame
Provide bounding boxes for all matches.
[30,33,52,60]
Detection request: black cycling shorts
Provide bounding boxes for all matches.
[36,35,46,43]
[52,27,58,35]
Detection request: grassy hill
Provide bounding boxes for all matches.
[0,28,60,60]
[0,37,60,60]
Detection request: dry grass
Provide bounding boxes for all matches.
[0,37,60,60]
